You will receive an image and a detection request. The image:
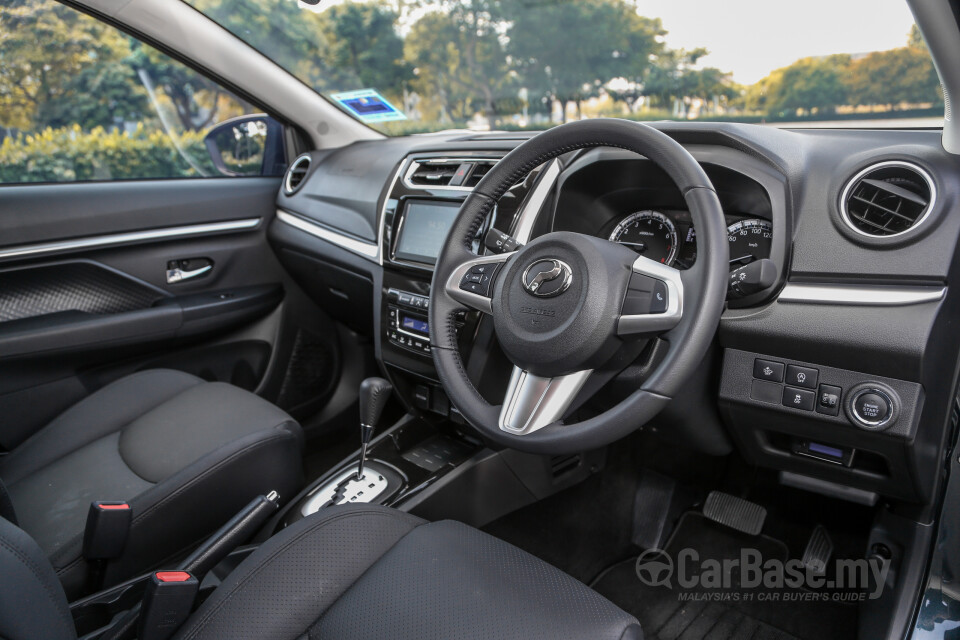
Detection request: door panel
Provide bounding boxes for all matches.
[0,177,343,450]
[0,178,280,251]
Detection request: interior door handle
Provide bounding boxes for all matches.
[166,259,213,284]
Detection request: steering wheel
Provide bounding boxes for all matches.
[429,119,728,455]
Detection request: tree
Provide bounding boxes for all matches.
[127,44,230,132]
[316,2,410,96]
[604,15,667,112]
[909,24,926,50]
[405,2,512,128]
[640,48,737,116]
[508,0,660,121]
[762,55,850,116]
[0,0,147,131]
[844,47,939,107]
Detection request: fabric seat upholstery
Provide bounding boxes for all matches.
[0,369,303,599]
[173,504,643,640]
[0,505,642,640]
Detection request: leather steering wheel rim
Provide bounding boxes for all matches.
[430,119,728,455]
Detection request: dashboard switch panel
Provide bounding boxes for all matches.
[782,386,816,411]
[786,365,818,389]
[753,358,784,382]
[817,385,842,416]
[750,380,782,404]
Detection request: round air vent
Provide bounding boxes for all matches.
[839,161,936,238]
[284,155,312,195]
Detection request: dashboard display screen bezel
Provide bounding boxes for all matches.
[392,198,463,266]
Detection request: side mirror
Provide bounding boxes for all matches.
[204,115,286,177]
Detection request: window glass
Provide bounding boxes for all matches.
[185,0,942,135]
[0,0,281,184]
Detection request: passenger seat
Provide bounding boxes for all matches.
[0,369,303,599]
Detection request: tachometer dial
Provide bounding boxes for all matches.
[608,210,679,266]
[727,219,773,266]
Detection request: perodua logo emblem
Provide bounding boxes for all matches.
[521,259,573,297]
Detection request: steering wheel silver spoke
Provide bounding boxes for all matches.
[616,255,684,336]
[498,366,593,435]
[444,251,515,314]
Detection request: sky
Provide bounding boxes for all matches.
[635,0,919,84]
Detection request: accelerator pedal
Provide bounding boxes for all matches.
[801,525,834,575]
[703,491,767,535]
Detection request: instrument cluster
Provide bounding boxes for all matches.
[605,209,773,270]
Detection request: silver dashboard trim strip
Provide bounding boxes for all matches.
[276,209,379,260]
[0,218,261,261]
[778,283,945,306]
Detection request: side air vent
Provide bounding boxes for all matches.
[840,161,936,237]
[284,155,312,195]
[404,158,501,190]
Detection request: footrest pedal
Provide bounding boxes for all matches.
[702,491,766,535]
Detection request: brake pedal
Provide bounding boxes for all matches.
[801,525,834,575]
[703,491,767,535]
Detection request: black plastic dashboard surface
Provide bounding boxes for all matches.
[270,122,960,508]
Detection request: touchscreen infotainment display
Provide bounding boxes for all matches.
[394,200,460,265]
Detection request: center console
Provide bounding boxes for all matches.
[376,151,541,413]
[264,151,602,534]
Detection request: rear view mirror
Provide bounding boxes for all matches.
[204,115,286,177]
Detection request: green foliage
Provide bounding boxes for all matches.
[845,47,939,107]
[0,125,218,183]
[406,1,513,127]
[0,0,147,130]
[764,55,850,115]
[319,3,410,95]
[641,48,737,113]
[0,0,946,173]
[509,0,663,119]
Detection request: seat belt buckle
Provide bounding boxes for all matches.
[139,571,199,640]
[82,501,132,560]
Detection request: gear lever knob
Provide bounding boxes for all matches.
[357,377,392,479]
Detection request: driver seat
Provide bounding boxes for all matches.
[0,504,643,640]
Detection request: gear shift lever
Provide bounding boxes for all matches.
[357,377,392,480]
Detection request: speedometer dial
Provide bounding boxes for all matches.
[608,210,679,266]
[727,219,773,266]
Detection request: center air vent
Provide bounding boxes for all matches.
[404,158,500,190]
[840,161,935,237]
[284,155,311,195]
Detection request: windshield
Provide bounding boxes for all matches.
[185,0,943,135]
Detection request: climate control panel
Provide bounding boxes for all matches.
[386,289,432,355]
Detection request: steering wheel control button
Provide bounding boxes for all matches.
[816,384,842,416]
[621,273,669,315]
[753,358,784,382]
[782,386,816,411]
[785,365,818,389]
[459,263,500,296]
[750,380,782,404]
[521,258,573,298]
[650,280,669,314]
[850,388,893,428]
[622,273,655,314]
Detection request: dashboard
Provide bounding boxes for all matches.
[268,122,960,510]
